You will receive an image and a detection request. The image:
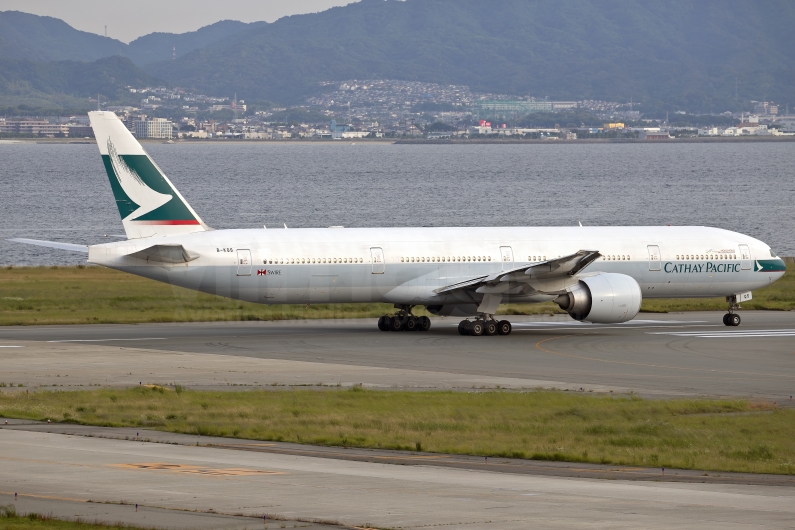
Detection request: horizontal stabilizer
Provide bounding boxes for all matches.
[8,238,88,253]
[127,244,199,264]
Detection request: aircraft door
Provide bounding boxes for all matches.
[370,247,385,274]
[236,249,252,276]
[500,246,514,271]
[647,245,661,271]
[739,244,752,270]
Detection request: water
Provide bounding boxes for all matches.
[1,141,793,265]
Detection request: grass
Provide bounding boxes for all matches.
[0,264,792,325]
[1,386,793,475]
[0,505,157,530]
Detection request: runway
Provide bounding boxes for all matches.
[1,311,794,399]
[2,424,794,529]
[2,312,795,528]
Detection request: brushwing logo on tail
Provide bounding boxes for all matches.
[107,139,172,221]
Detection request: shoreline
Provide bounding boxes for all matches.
[3,136,794,145]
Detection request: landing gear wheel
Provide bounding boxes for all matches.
[497,320,512,335]
[390,317,404,331]
[378,316,390,331]
[404,316,418,331]
[484,320,498,336]
[722,313,730,326]
[469,320,485,336]
[458,320,470,336]
[728,313,741,327]
[418,316,431,331]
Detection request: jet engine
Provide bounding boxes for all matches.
[553,273,642,324]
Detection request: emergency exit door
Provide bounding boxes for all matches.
[647,245,661,271]
[236,249,252,276]
[370,247,385,274]
[500,246,514,271]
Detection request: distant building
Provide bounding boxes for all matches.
[473,100,553,120]
[753,101,778,116]
[639,131,672,140]
[67,125,94,138]
[133,117,174,139]
[552,101,578,110]
[0,120,68,136]
[603,122,625,130]
[212,102,246,112]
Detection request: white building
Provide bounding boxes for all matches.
[133,118,174,139]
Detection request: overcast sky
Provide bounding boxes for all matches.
[0,0,359,43]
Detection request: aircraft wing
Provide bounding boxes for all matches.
[8,238,88,253]
[435,250,601,295]
[127,244,199,264]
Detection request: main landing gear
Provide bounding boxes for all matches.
[377,306,431,332]
[458,316,512,336]
[723,296,742,327]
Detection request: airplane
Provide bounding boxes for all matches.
[10,111,787,335]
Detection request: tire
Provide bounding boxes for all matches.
[469,320,485,336]
[378,316,390,331]
[418,316,431,331]
[484,320,498,336]
[405,316,418,331]
[497,320,512,335]
[722,313,730,326]
[729,313,741,327]
[390,317,404,331]
[458,320,470,336]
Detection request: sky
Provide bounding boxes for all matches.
[0,0,359,43]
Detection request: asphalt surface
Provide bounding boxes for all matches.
[2,311,794,399]
[2,425,794,529]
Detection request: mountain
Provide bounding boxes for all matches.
[143,0,795,111]
[0,56,159,108]
[2,2,794,112]
[125,20,268,65]
[0,11,127,62]
[0,11,265,66]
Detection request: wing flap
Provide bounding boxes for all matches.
[434,250,601,295]
[127,244,199,264]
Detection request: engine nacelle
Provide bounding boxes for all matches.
[553,273,642,324]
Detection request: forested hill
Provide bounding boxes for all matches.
[2,1,794,112]
[145,0,795,111]
[0,11,263,64]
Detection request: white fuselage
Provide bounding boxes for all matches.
[87,225,785,315]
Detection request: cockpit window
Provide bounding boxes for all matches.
[770,248,776,257]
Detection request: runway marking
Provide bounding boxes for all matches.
[46,338,166,343]
[514,324,718,332]
[0,345,22,348]
[650,329,795,338]
[0,490,90,503]
[113,462,286,476]
[515,320,707,327]
[534,336,795,379]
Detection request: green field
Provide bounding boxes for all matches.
[0,264,792,326]
[1,387,793,475]
[0,505,154,530]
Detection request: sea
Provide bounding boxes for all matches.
[1,140,793,265]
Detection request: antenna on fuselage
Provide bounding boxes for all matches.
[284,223,288,229]
[578,221,583,227]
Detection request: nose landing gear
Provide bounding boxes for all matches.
[458,315,512,336]
[377,306,431,332]
[723,296,742,327]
